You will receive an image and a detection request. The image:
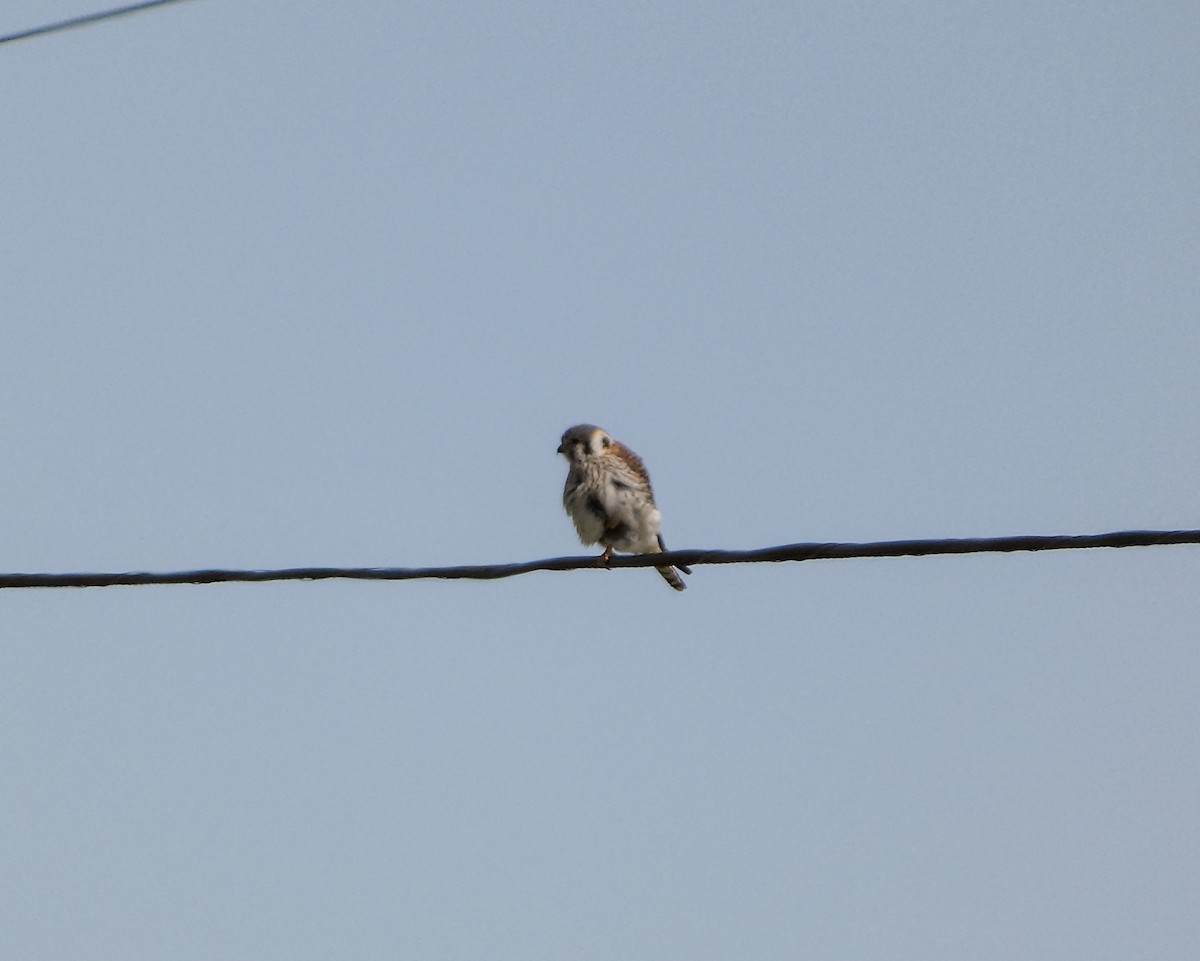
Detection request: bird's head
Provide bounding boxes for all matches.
[557,424,611,463]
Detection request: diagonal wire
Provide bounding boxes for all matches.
[0,529,1196,589]
[0,0,195,46]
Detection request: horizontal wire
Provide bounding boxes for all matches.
[0,0,194,46]
[0,529,1196,589]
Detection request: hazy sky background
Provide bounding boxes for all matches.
[2,1,1198,958]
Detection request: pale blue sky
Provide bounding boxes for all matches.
[2,1,1198,958]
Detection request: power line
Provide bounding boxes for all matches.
[0,528,1195,589]
[0,0,194,46]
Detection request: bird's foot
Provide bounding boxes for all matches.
[598,547,614,568]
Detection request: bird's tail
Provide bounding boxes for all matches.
[656,565,687,591]
[656,534,690,591]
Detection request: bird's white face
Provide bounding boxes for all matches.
[557,425,609,464]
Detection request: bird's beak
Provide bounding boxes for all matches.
[556,442,566,454]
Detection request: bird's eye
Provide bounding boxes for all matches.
[601,436,611,448]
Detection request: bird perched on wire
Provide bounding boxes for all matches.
[557,424,691,591]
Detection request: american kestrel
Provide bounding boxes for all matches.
[557,424,692,591]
